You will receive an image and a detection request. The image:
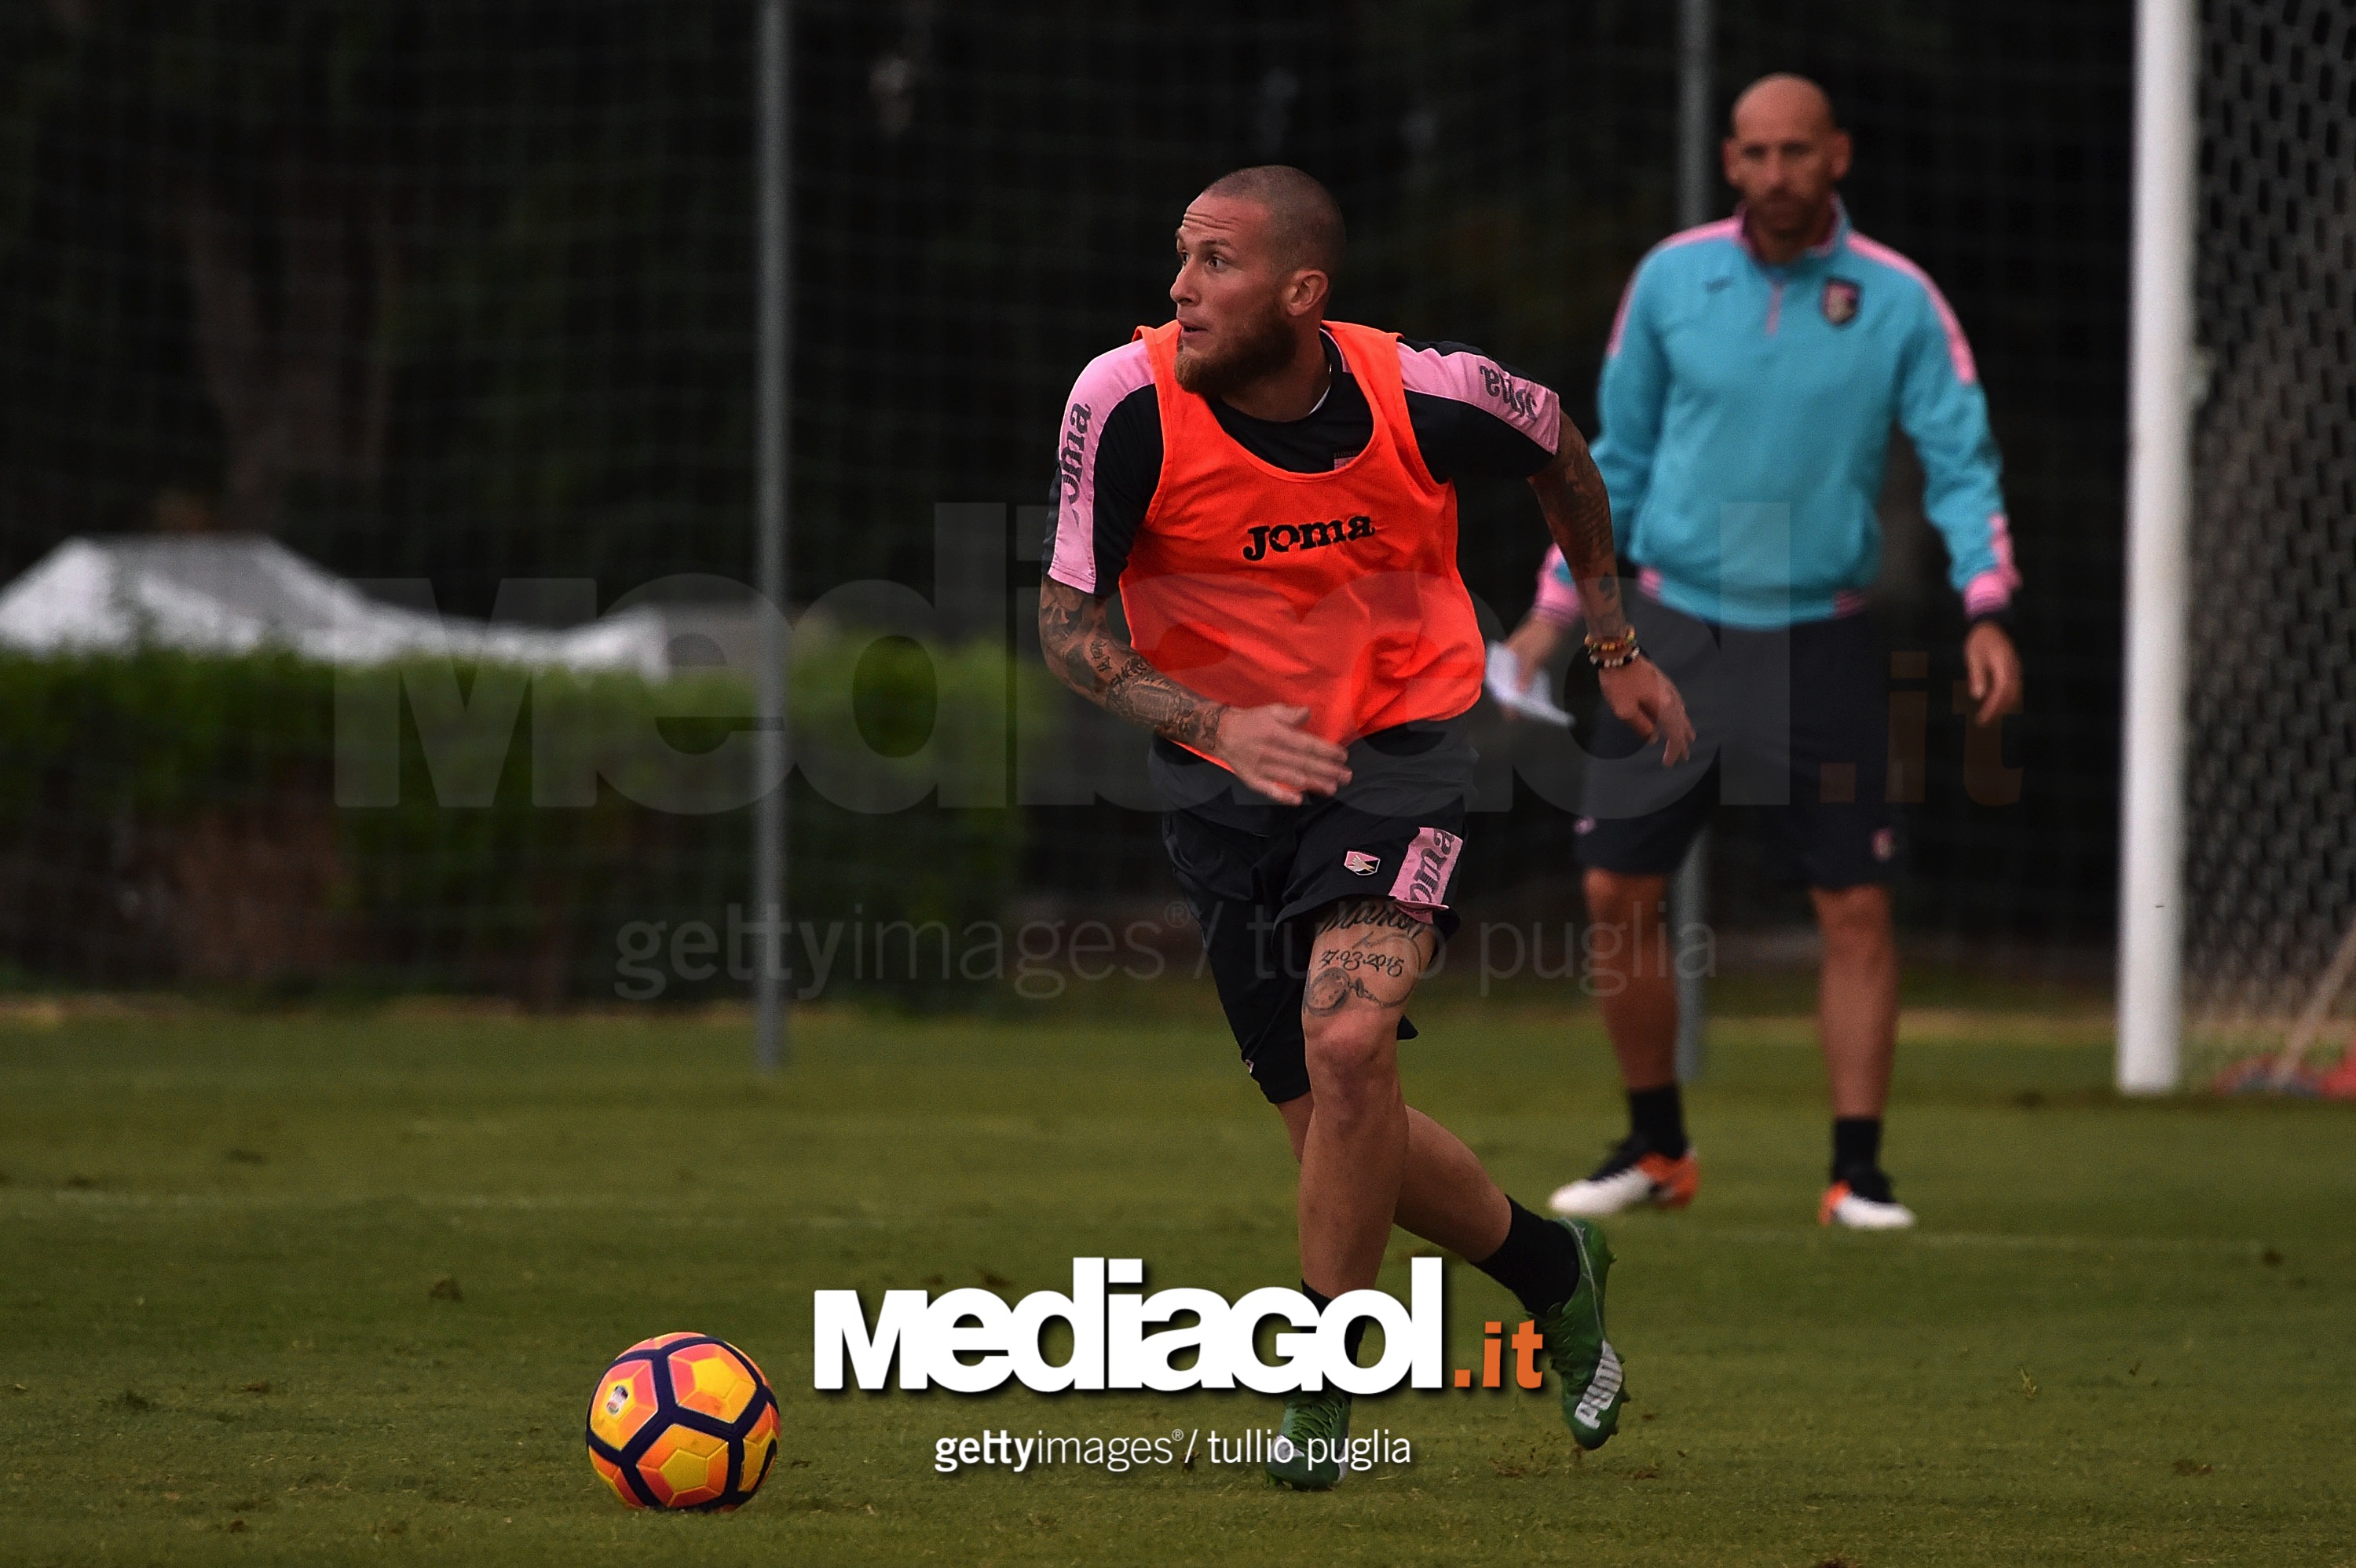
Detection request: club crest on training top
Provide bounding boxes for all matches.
[1821,277,1861,326]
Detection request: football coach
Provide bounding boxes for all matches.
[1498,74,2024,1230]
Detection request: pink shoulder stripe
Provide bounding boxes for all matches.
[1662,216,1744,250]
[1046,339,1156,593]
[1846,233,1978,386]
[1394,341,1560,454]
[1607,219,1742,356]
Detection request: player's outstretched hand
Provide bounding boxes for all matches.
[1963,620,2023,727]
[1214,704,1352,805]
[1597,659,1696,767]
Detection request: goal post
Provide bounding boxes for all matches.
[2117,0,2196,1095]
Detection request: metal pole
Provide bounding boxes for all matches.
[1672,0,1713,1084]
[2118,0,2197,1094]
[1677,0,1715,235]
[755,0,792,1073]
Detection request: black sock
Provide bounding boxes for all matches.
[1627,1084,1688,1157]
[1472,1200,1583,1317]
[1831,1116,1882,1182]
[1301,1281,1369,1365]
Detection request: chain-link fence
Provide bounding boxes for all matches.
[0,0,2135,1003]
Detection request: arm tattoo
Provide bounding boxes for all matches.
[1528,412,1630,641]
[1037,578,1228,751]
[1302,897,1438,1017]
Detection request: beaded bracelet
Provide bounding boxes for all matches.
[1582,628,1643,669]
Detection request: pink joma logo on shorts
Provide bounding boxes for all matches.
[1388,828,1463,909]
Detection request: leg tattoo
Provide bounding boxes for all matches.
[1304,898,1439,1017]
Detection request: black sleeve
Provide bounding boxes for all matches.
[1396,337,1560,485]
[1043,382,1162,594]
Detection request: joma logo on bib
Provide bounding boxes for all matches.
[1242,514,1375,562]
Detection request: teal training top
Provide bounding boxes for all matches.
[1546,200,2018,631]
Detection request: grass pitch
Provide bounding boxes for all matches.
[1,988,2351,1566]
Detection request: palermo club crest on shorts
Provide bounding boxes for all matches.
[1822,277,1862,326]
[1342,850,1381,876]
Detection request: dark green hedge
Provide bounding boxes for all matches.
[0,634,1047,1001]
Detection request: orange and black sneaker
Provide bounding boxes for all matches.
[1547,1134,1700,1219]
[1820,1165,1917,1230]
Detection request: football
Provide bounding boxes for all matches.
[585,1332,779,1510]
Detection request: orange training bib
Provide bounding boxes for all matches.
[1119,320,1485,754]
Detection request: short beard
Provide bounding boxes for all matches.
[1173,302,1297,400]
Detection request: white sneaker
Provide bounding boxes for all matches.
[1547,1136,1699,1217]
[1820,1179,1916,1230]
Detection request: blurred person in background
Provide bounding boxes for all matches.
[1491,75,2023,1230]
[1038,165,1692,1488]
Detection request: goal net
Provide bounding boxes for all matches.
[2182,0,2356,1084]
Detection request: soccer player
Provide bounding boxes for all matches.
[1037,165,1694,1489]
[1496,76,2023,1230]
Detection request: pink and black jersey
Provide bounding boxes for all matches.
[1044,330,1560,594]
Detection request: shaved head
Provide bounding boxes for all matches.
[1198,164,1346,279]
[1729,74,1839,140]
[1722,74,1851,263]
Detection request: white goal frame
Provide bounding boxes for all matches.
[2116,0,2196,1094]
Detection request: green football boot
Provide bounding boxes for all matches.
[1265,1384,1352,1491]
[1533,1216,1626,1449]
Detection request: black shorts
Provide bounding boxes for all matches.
[1575,598,1899,890]
[1159,724,1472,1106]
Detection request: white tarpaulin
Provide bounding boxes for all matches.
[0,535,673,678]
